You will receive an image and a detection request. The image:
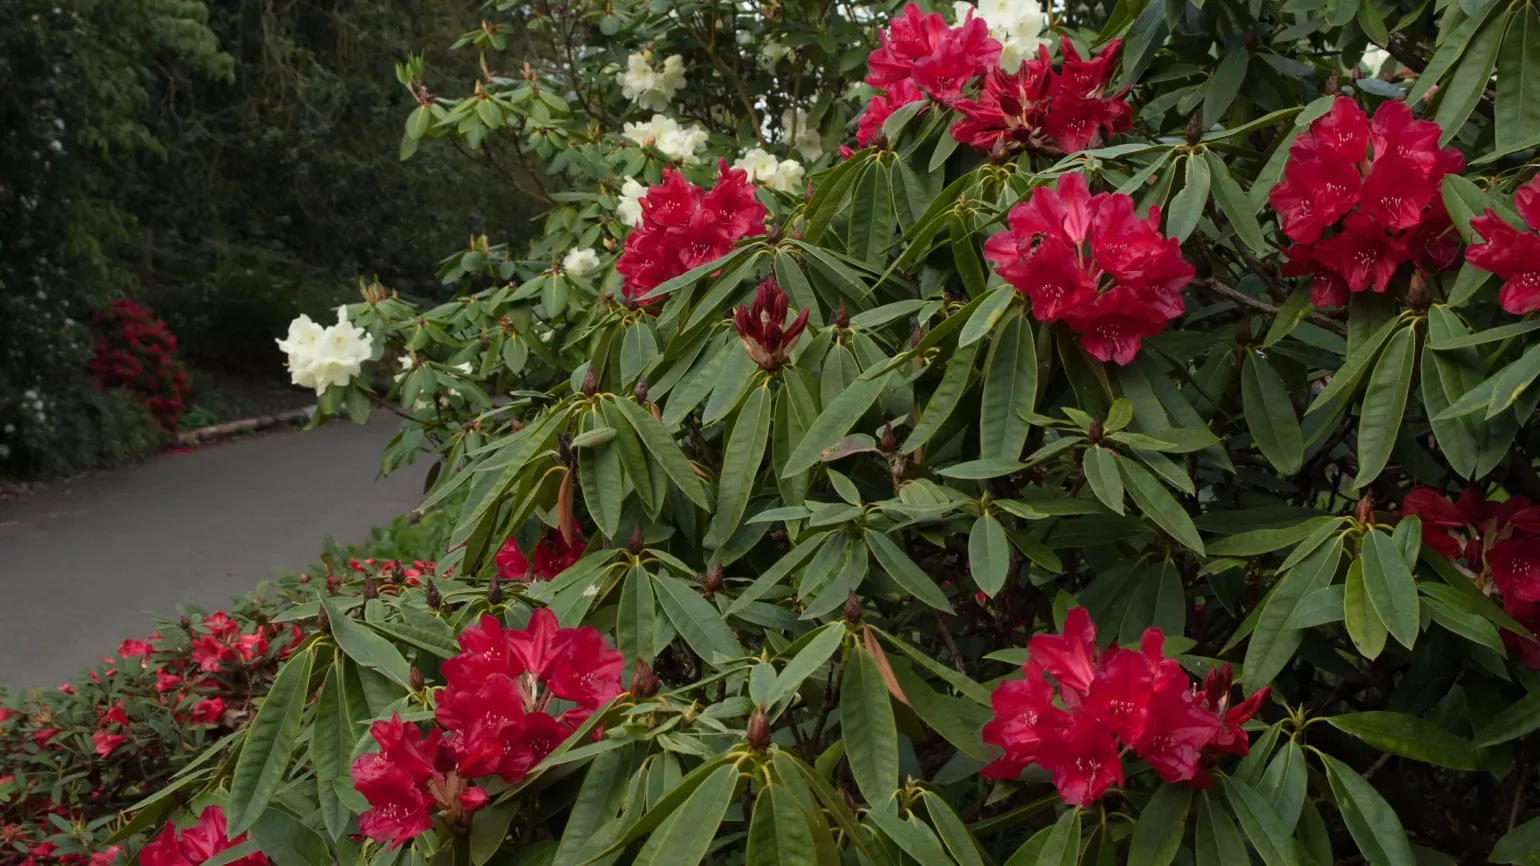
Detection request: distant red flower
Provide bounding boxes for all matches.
[1467,176,1540,315]
[952,39,1131,156]
[93,731,127,757]
[982,608,1264,804]
[155,669,184,694]
[495,536,531,582]
[534,529,585,579]
[190,635,236,672]
[734,278,810,371]
[617,162,766,305]
[201,612,240,640]
[190,698,225,726]
[983,172,1193,364]
[117,638,154,658]
[140,805,265,866]
[1271,98,1463,308]
[31,728,59,747]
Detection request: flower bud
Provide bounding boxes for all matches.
[630,657,661,699]
[1325,72,1341,96]
[635,378,649,404]
[409,666,425,692]
[581,367,598,397]
[842,592,862,624]
[298,573,311,585]
[326,573,339,595]
[911,324,924,348]
[180,615,192,631]
[746,703,772,752]
[880,422,898,454]
[1407,272,1431,311]
[700,564,724,598]
[1355,492,1375,526]
[362,577,379,600]
[1235,319,1252,346]
[834,300,850,330]
[1185,114,1203,146]
[1087,414,1104,445]
[487,574,502,606]
[424,579,443,611]
[317,606,331,635]
[628,522,646,554]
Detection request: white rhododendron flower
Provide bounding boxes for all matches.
[956,0,1049,70]
[277,306,373,394]
[767,159,805,194]
[616,177,647,227]
[781,108,824,163]
[732,148,806,194]
[617,53,686,111]
[563,247,601,276]
[1360,46,1391,75]
[623,114,708,163]
[759,41,791,68]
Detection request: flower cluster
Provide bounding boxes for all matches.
[622,114,709,163]
[951,37,1131,156]
[1270,98,1464,308]
[141,805,266,866]
[495,529,586,582]
[275,306,374,395]
[350,610,624,847]
[733,147,806,194]
[615,177,648,227]
[734,278,810,371]
[1466,176,1540,315]
[616,52,686,112]
[780,108,825,163]
[562,248,601,278]
[857,2,1001,145]
[1402,487,1540,664]
[983,172,1194,364]
[88,299,190,433]
[982,609,1268,805]
[616,161,767,304]
[953,0,1049,70]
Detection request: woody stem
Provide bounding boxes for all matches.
[1196,278,1348,338]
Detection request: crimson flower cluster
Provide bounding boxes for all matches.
[1402,488,1540,665]
[984,172,1194,364]
[1467,176,1540,315]
[495,529,585,582]
[88,298,190,433]
[617,161,766,305]
[983,609,1268,805]
[1270,98,1463,308]
[141,805,267,866]
[733,278,810,371]
[351,609,624,848]
[857,3,1000,145]
[952,37,1131,155]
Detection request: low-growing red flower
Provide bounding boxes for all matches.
[982,608,1265,804]
[190,635,236,672]
[117,638,154,658]
[983,172,1194,364]
[92,731,126,757]
[617,162,766,305]
[140,805,265,866]
[155,669,183,694]
[952,39,1131,156]
[1271,98,1463,307]
[735,278,810,371]
[1467,176,1540,315]
[190,698,225,726]
[31,728,59,747]
[101,701,130,727]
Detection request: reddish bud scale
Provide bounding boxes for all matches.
[733,279,810,371]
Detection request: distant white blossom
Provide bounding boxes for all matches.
[781,108,824,163]
[616,177,647,227]
[759,41,792,68]
[453,362,474,374]
[563,247,601,276]
[617,53,686,112]
[955,0,1048,70]
[276,306,373,394]
[623,114,709,163]
[733,147,806,194]
[1360,46,1392,76]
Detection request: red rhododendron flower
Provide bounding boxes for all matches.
[617,161,766,305]
[31,728,59,746]
[232,633,268,663]
[734,278,810,371]
[984,172,1194,364]
[155,669,183,694]
[856,80,923,147]
[351,716,442,848]
[190,698,225,726]
[495,536,531,582]
[434,674,528,780]
[101,701,130,727]
[140,806,265,866]
[534,528,585,579]
[92,731,126,757]
[201,612,240,640]
[1467,176,1540,315]
[981,608,1265,804]
[865,3,952,92]
[190,635,236,672]
[910,15,1000,105]
[117,638,154,658]
[1271,98,1463,307]
[952,39,1131,156]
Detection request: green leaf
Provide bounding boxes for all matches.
[578,415,624,540]
[1359,0,1390,46]
[867,530,955,613]
[1486,341,1540,420]
[250,798,330,866]
[619,563,656,671]
[869,801,952,863]
[1117,452,1205,553]
[1433,9,1504,145]
[633,764,739,866]
[1344,557,1388,659]
[1241,352,1303,476]
[902,340,980,453]
[1320,753,1417,866]
[766,623,845,715]
[1205,150,1266,253]
[612,397,711,509]
[1166,154,1211,242]
[311,659,356,840]
[784,372,893,476]
[655,574,744,665]
[1084,445,1125,514]
[1258,739,1307,832]
[1492,817,1540,865]
[1352,326,1417,487]
[1327,712,1489,771]
[1306,314,1400,416]
[1496,6,1540,151]
[1475,691,1540,746]
[1129,784,1192,866]
[1203,49,1250,128]
[553,744,636,865]
[321,597,410,688]
[1208,517,1341,558]
[939,458,1030,479]
[960,285,1016,348]
[227,647,315,834]
[1195,791,1248,866]
[726,533,829,615]
[1262,288,1317,348]
[1222,776,1299,866]
[710,384,771,546]
[747,783,816,866]
[1035,808,1083,866]
[1244,535,1344,690]
[969,514,1012,597]
[1360,529,1421,649]
[922,791,987,866]
[842,645,899,804]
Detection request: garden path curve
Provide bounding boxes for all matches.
[0,415,428,687]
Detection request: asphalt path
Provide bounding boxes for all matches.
[0,415,428,688]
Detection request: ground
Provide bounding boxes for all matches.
[0,414,429,687]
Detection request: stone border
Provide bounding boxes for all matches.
[175,405,315,447]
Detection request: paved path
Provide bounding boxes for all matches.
[0,415,429,688]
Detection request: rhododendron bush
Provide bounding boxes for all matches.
[119,0,1540,860]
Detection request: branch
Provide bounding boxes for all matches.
[1198,278,1348,338]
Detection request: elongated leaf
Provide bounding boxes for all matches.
[655,574,744,666]
[969,514,1012,597]
[1360,529,1420,649]
[1475,691,1540,746]
[1344,557,1388,659]
[784,372,893,476]
[1223,777,1299,866]
[923,792,987,866]
[1167,155,1210,242]
[1496,6,1540,150]
[1203,48,1250,127]
[1117,453,1205,553]
[842,645,899,804]
[620,563,656,671]
[1492,817,1540,865]
[322,597,410,688]
[1353,326,1416,487]
[1259,739,1307,832]
[633,764,739,866]
[1487,341,1540,420]
[250,808,329,866]
[710,384,771,546]
[1327,712,1489,771]
[1205,150,1266,253]
[1036,808,1083,866]
[981,312,1036,459]
[866,530,955,612]
[1242,352,1303,476]
[613,397,711,508]
[1244,535,1344,690]
[1129,784,1191,866]
[1320,754,1417,866]
[227,647,315,833]
[1084,445,1125,514]
[1196,790,1248,866]
[766,623,845,714]
[1433,10,1504,144]
[311,659,356,840]
[747,783,816,866]
[903,341,980,453]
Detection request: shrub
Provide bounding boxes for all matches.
[88,299,191,433]
[139,0,1540,864]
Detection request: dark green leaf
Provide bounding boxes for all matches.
[227,648,315,834]
[842,645,899,804]
[1242,352,1303,476]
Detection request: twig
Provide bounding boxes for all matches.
[1198,278,1348,337]
[933,610,968,675]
